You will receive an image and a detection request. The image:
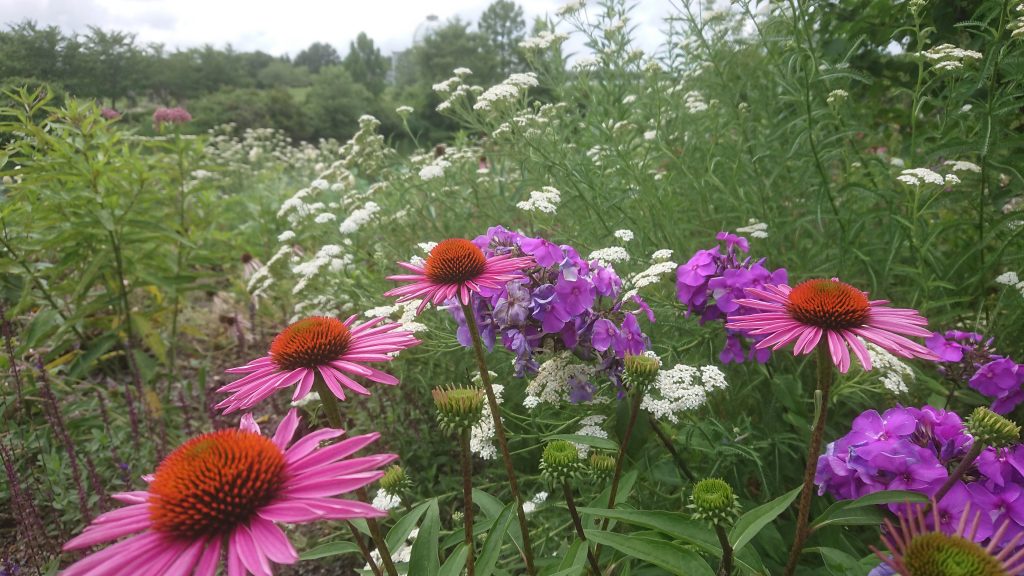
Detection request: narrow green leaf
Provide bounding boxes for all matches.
[811,489,928,531]
[729,485,801,553]
[299,541,360,561]
[546,433,618,451]
[584,530,716,576]
[477,503,515,576]
[408,499,440,576]
[386,500,430,551]
[439,544,467,576]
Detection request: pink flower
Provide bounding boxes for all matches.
[62,409,394,576]
[217,315,420,414]
[726,279,937,373]
[385,238,534,313]
[153,106,192,127]
[100,108,120,120]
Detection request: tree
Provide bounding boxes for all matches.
[304,66,374,139]
[0,21,65,81]
[410,18,499,86]
[294,42,341,74]
[257,60,311,88]
[478,0,526,77]
[80,27,144,109]
[343,32,389,96]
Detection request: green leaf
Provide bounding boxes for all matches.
[408,499,440,576]
[811,490,928,531]
[477,503,515,576]
[576,507,763,574]
[68,332,118,379]
[545,433,618,451]
[806,547,864,575]
[472,488,505,519]
[386,500,431,551]
[548,540,588,576]
[584,530,716,576]
[583,469,638,527]
[439,544,467,576]
[299,541,360,561]
[729,485,801,553]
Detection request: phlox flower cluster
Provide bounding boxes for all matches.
[816,406,1024,545]
[927,330,1024,414]
[675,232,787,364]
[449,226,655,399]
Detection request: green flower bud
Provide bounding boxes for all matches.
[588,452,616,479]
[624,353,661,390]
[689,478,741,526]
[380,465,412,494]
[540,440,583,483]
[432,386,485,433]
[966,407,1020,449]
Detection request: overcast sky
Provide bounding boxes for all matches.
[1,0,675,58]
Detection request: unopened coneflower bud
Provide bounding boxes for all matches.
[241,253,253,264]
[624,353,661,389]
[588,452,616,479]
[966,407,1020,449]
[540,440,583,483]
[380,465,411,494]
[689,478,741,526]
[432,386,485,433]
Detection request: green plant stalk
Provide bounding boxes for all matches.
[167,131,190,384]
[314,380,399,576]
[714,523,734,576]
[459,301,537,576]
[648,414,696,483]
[783,342,834,576]
[562,481,601,576]
[931,442,984,507]
[460,428,476,576]
[348,520,383,576]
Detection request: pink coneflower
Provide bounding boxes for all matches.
[726,279,936,373]
[384,238,534,313]
[62,409,394,576]
[217,315,420,414]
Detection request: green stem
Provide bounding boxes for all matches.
[783,342,834,576]
[648,414,696,483]
[562,481,601,576]
[348,521,383,576]
[314,380,399,576]
[932,442,984,507]
[714,523,734,576]
[459,301,537,576]
[461,429,476,576]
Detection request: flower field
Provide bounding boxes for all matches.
[3,1,1024,575]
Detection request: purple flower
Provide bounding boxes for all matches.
[494,281,531,325]
[715,231,749,253]
[592,265,621,298]
[617,313,646,356]
[568,376,595,403]
[677,248,718,287]
[970,358,1024,414]
[153,106,192,127]
[591,318,620,352]
[555,273,595,316]
[719,334,745,364]
[520,236,563,267]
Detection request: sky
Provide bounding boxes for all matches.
[0,0,675,58]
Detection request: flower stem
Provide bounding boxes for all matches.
[783,341,834,576]
[932,442,984,506]
[459,301,537,576]
[562,481,601,575]
[460,428,476,576]
[648,414,696,483]
[314,380,400,576]
[714,523,734,576]
[348,521,383,576]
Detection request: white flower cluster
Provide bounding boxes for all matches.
[470,384,503,459]
[866,343,914,395]
[588,246,630,266]
[996,271,1024,299]
[556,0,585,15]
[573,55,600,71]
[614,229,634,242]
[943,160,982,173]
[247,244,293,300]
[826,89,849,105]
[453,67,473,77]
[419,159,450,181]
[338,201,380,234]
[643,362,728,423]
[395,105,414,116]
[736,219,769,238]
[474,73,539,111]
[920,44,983,71]
[519,30,568,50]
[897,168,960,187]
[622,259,678,300]
[523,352,597,407]
[366,528,417,571]
[516,186,561,213]
[651,249,674,261]
[573,415,608,457]
[1010,3,1024,39]
[684,91,708,113]
[371,489,402,511]
[522,491,548,514]
[363,300,428,334]
[291,244,353,295]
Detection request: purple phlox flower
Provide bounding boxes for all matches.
[555,273,595,316]
[568,376,596,403]
[720,334,745,364]
[975,481,1024,545]
[926,332,969,362]
[616,313,646,357]
[591,318,620,353]
[677,248,719,287]
[592,264,622,298]
[504,328,540,376]
[715,231,749,253]
[532,284,570,333]
[851,439,947,494]
[473,225,525,253]
[970,358,1024,414]
[632,295,655,323]
[494,281,531,325]
[100,107,120,120]
[846,408,918,445]
[452,296,496,351]
[519,236,564,267]
[977,447,1017,487]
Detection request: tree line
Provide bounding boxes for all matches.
[0,0,535,143]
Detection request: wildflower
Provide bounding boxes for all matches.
[418,162,448,181]
[945,160,982,173]
[867,343,915,394]
[540,440,584,482]
[100,108,120,120]
[898,168,945,186]
[727,279,937,373]
[61,410,395,575]
[522,491,548,514]
[927,330,1024,414]
[395,105,414,116]
[573,416,608,457]
[470,384,504,459]
[651,249,674,261]
[516,187,561,213]
[614,229,634,242]
[384,238,534,313]
[642,361,728,423]
[689,478,741,525]
[432,386,485,433]
[920,43,983,71]
[216,315,420,413]
[588,246,630,265]
[338,201,379,234]
[453,67,472,77]
[152,106,192,127]
[872,499,1024,575]
[826,89,848,105]
[736,219,769,238]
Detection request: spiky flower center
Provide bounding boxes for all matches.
[786,279,870,330]
[149,430,285,537]
[903,532,1006,576]
[270,316,352,370]
[425,239,487,284]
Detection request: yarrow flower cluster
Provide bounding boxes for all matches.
[816,406,1024,547]
[920,43,983,71]
[927,330,1024,414]
[516,187,561,213]
[897,167,961,187]
[446,226,655,399]
[676,232,788,364]
[642,359,728,423]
